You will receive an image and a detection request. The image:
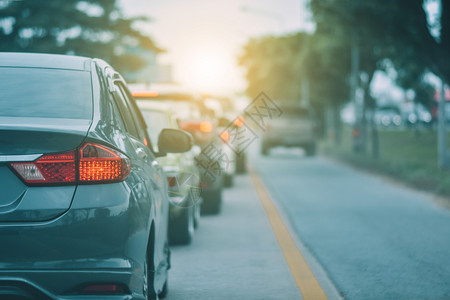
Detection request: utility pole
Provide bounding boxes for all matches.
[350,31,362,153]
[438,80,449,169]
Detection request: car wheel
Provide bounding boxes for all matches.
[159,279,168,299]
[261,143,269,156]
[144,252,158,300]
[235,152,246,174]
[305,143,316,156]
[193,202,201,229]
[169,207,194,245]
[224,173,234,187]
[146,227,164,300]
[143,257,149,299]
[201,189,222,215]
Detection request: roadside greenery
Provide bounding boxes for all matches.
[239,0,449,148]
[240,0,449,107]
[321,126,450,198]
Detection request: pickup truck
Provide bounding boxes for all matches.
[260,106,317,156]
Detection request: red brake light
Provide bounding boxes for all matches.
[220,130,230,143]
[10,143,130,185]
[179,121,213,133]
[167,176,178,187]
[199,121,213,133]
[234,116,245,127]
[79,143,130,183]
[11,152,76,184]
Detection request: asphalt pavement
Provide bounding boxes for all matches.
[254,146,450,300]
[165,145,450,300]
[166,173,303,300]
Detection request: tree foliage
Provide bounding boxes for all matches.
[238,33,306,103]
[239,33,352,128]
[239,0,448,110]
[310,0,448,106]
[0,0,162,73]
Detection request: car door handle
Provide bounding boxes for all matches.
[136,148,148,160]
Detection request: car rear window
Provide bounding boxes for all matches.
[0,67,92,120]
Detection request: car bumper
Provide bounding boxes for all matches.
[262,136,314,147]
[0,270,142,299]
[0,182,151,299]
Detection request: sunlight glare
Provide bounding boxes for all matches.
[183,45,231,93]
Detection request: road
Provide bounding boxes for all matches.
[166,146,450,300]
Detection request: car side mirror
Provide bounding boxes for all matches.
[157,128,193,156]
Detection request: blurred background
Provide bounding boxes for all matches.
[1,0,450,197]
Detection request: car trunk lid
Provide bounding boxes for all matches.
[0,117,91,222]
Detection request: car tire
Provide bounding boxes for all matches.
[159,280,168,299]
[224,173,234,187]
[193,202,201,229]
[143,256,149,299]
[261,143,269,156]
[169,207,194,245]
[201,189,222,215]
[235,152,246,174]
[305,143,316,156]
[146,237,158,300]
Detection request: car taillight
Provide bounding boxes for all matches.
[179,121,213,133]
[167,176,178,187]
[199,121,213,133]
[220,130,230,143]
[234,116,245,127]
[10,143,130,185]
[79,143,131,183]
[10,152,76,184]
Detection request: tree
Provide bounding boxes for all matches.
[308,0,447,155]
[238,31,351,139]
[300,21,351,143]
[310,0,448,105]
[0,0,162,73]
[238,33,307,103]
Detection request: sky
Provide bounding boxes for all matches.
[119,0,313,94]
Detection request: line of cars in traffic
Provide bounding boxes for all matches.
[0,53,244,299]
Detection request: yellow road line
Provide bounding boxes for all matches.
[250,170,328,300]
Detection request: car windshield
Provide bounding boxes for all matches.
[0,67,92,120]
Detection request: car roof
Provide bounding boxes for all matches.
[0,52,91,71]
[137,100,177,115]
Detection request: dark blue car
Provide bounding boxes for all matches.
[0,53,193,299]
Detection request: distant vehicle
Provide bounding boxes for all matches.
[401,102,432,127]
[0,53,194,299]
[261,106,317,156]
[374,105,402,127]
[202,96,238,186]
[132,91,225,214]
[137,102,201,245]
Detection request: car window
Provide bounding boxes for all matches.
[0,67,92,119]
[141,109,170,151]
[108,95,127,130]
[116,83,150,145]
[112,83,140,138]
